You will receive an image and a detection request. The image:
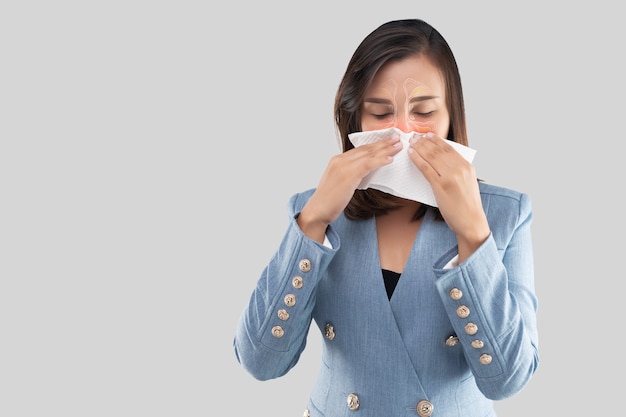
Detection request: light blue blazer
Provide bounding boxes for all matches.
[234,182,539,417]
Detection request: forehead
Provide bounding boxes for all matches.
[368,55,445,94]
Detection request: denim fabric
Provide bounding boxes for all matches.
[234,182,538,417]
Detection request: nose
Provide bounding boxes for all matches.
[394,115,411,133]
[395,114,432,134]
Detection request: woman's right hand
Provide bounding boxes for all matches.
[297,135,402,243]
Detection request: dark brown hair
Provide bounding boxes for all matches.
[334,19,467,221]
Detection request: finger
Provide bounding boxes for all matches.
[408,134,443,180]
[349,136,402,166]
[410,133,459,176]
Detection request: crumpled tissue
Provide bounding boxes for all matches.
[348,127,476,207]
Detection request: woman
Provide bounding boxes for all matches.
[234,19,538,417]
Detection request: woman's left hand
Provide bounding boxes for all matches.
[408,132,490,262]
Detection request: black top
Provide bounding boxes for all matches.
[382,269,401,300]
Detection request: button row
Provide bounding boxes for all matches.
[448,287,492,365]
[271,259,311,339]
[302,397,433,415]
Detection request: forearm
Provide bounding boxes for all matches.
[434,233,538,399]
[234,216,338,380]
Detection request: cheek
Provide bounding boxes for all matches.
[409,121,435,133]
[411,114,450,138]
[361,114,396,131]
[361,120,395,131]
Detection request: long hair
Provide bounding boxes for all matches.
[334,19,467,221]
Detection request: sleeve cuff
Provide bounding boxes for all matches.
[443,254,459,269]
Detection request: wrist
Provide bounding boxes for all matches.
[456,228,490,263]
[296,209,329,244]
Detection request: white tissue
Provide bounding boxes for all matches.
[348,127,476,207]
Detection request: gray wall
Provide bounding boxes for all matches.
[2,1,622,415]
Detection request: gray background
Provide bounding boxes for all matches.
[2,1,623,415]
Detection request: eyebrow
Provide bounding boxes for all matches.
[409,95,439,104]
[363,95,440,104]
[363,98,393,104]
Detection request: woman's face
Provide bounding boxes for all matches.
[361,54,450,138]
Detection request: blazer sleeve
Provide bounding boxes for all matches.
[233,191,339,381]
[433,192,539,400]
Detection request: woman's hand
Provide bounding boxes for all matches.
[297,135,402,243]
[408,132,490,262]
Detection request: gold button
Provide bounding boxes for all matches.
[456,305,470,318]
[416,400,434,417]
[445,335,459,346]
[471,339,484,349]
[271,325,284,338]
[464,322,478,335]
[277,309,289,321]
[303,409,310,417]
[299,259,312,272]
[449,288,463,300]
[292,276,304,289]
[480,353,493,365]
[347,393,359,410]
[324,323,335,340]
[284,293,296,307]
